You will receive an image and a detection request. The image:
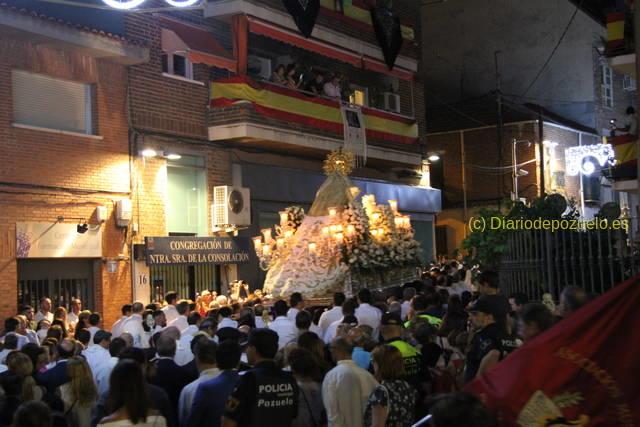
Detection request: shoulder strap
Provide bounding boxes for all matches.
[299,386,320,427]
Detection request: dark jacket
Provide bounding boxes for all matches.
[149,358,191,413]
[187,370,240,427]
[35,360,70,392]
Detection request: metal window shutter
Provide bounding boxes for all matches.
[12,70,90,134]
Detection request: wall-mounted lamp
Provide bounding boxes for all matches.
[77,222,89,234]
[139,149,181,160]
[140,148,157,158]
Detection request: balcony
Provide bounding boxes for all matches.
[606,11,635,76]
[208,76,421,166]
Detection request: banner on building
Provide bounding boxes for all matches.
[282,0,320,38]
[145,236,253,265]
[465,274,640,426]
[340,103,367,166]
[16,222,102,258]
[370,4,403,70]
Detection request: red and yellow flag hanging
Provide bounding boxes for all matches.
[465,275,640,426]
[210,76,418,146]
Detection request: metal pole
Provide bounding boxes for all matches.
[512,138,518,201]
[461,131,468,237]
[495,51,504,207]
[538,113,546,196]
[579,133,586,217]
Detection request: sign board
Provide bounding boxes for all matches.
[16,222,102,258]
[145,236,253,265]
[341,103,367,165]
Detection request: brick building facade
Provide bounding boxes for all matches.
[1,1,440,324]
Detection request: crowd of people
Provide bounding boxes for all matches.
[271,63,351,101]
[0,260,594,427]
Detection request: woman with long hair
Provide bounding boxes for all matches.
[289,348,326,427]
[57,356,97,427]
[7,352,44,402]
[364,345,417,427]
[297,332,330,381]
[99,359,166,426]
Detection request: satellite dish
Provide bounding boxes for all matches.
[599,202,621,221]
[228,190,244,214]
[546,194,567,216]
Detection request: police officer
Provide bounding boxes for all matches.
[380,312,422,382]
[404,294,443,329]
[222,329,298,427]
[464,296,518,383]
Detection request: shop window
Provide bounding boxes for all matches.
[12,70,95,134]
[167,155,207,236]
[161,52,193,80]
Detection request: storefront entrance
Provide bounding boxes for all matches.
[149,264,220,302]
[17,259,95,311]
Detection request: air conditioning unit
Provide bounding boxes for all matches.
[212,186,251,228]
[623,75,636,91]
[247,55,272,81]
[383,92,401,113]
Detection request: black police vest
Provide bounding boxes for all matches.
[249,366,298,426]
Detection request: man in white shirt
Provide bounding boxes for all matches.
[268,300,297,349]
[400,287,416,320]
[34,297,54,324]
[83,330,111,376]
[178,339,220,426]
[121,302,145,348]
[323,74,341,99]
[3,317,28,350]
[324,299,358,344]
[286,292,304,322]
[111,304,132,338]
[162,326,193,367]
[217,307,238,330]
[354,289,382,336]
[162,291,180,324]
[322,337,377,427]
[167,300,190,333]
[94,337,128,395]
[87,313,102,346]
[318,293,346,340]
[67,299,82,330]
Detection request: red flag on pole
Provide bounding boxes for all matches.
[465,275,640,426]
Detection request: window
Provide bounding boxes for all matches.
[349,84,369,107]
[161,52,193,79]
[167,155,207,236]
[12,70,94,134]
[601,64,613,108]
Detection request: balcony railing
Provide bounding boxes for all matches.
[209,76,419,149]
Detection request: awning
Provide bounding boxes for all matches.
[159,17,236,73]
[247,17,413,81]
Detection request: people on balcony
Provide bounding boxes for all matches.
[614,106,638,137]
[323,74,342,99]
[271,64,286,85]
[285,64,303,90]
[304,72,325,95]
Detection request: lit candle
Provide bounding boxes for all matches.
[328,207,338,217]
[371,229,379,237]
[394,217,403,228]
[322,227,330,236]
[262,244,271,256]
[388,200,398,212]
[276,238,285,250]
[346,224,355,237]
[279,211,288,226]
[261,228,273,244]
[253,236,262,252]
[334,232,344,242]
[377,228,384,236]
[372,212,381,221]
[284,229,294,239]
[329,225,338,234]
[308,242,317,254]
[404,217,411,228]
[336,224,343,232]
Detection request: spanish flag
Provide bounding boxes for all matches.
[608,134,637,180]
[465,275,640,426]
